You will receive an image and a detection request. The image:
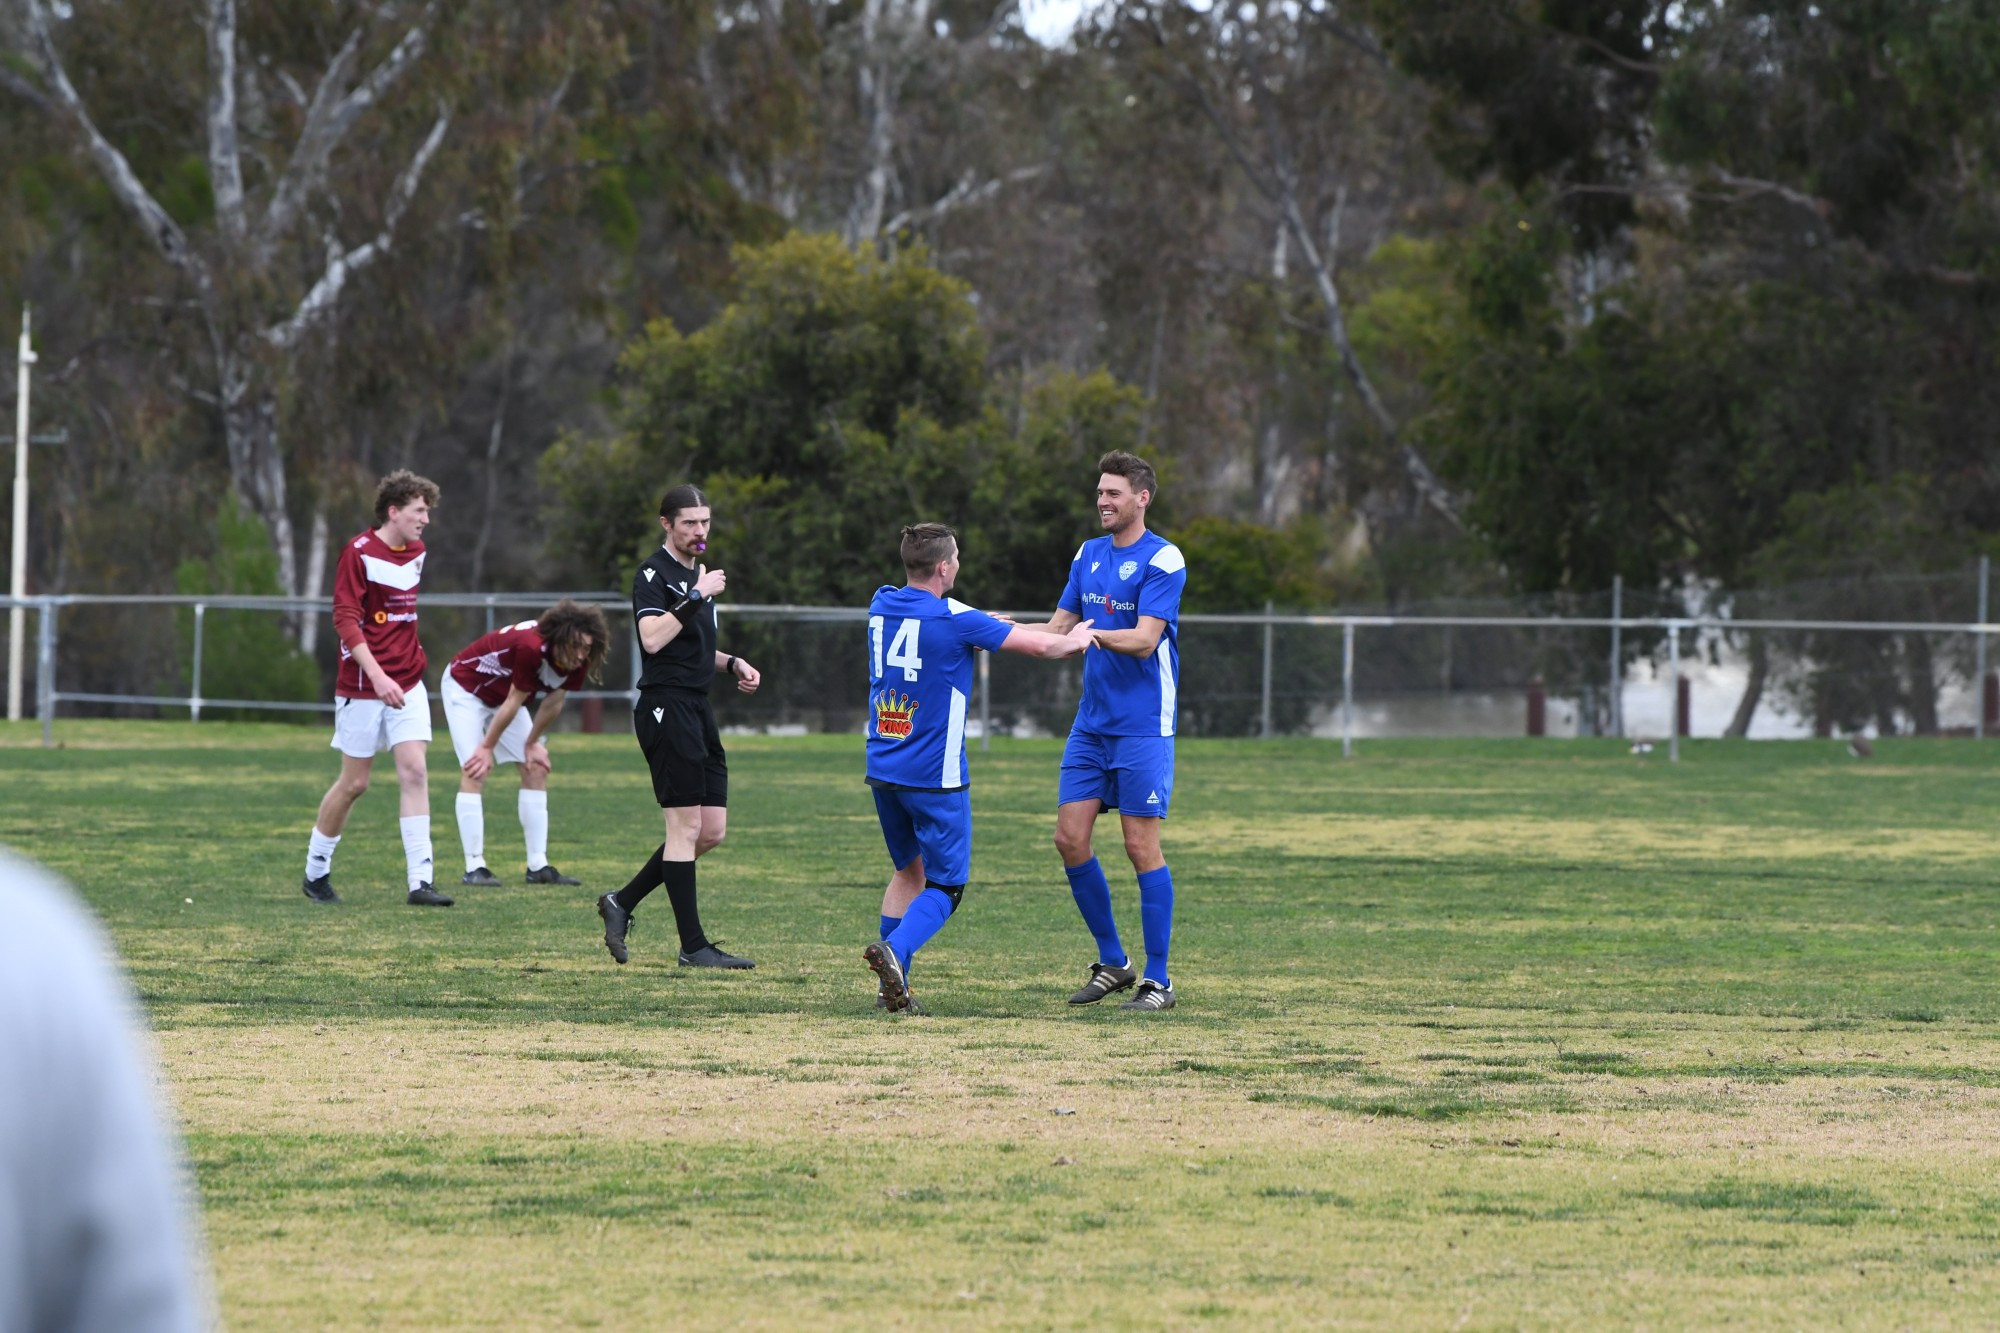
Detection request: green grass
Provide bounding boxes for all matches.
[6,723,2000,1326]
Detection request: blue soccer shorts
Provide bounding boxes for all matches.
[1058,730,1175,818]
[872,786,973,887]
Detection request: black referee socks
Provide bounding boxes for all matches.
[661,859,708,954]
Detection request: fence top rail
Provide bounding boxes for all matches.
[3,593,1998,637]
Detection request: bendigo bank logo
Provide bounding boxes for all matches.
[874,690,918,740]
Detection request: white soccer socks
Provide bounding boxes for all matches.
[519,789,550,872]
[455,792,486,872]
[306,828,341,880]
[399,815,434,891]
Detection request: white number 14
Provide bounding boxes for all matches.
[869,615,923,681]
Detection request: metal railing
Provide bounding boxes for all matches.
[5,591,1998,757]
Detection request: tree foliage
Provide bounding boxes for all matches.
[541,234,1149,610]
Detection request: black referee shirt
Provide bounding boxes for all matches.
[633,544,718,693]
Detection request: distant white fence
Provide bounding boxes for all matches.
[6,592,1998,759]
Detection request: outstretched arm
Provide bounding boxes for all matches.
[1006,608,1083,635]
[1092,615,1169,660]
[997,619,1095,660]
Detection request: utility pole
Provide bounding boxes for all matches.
[9,305,34,723]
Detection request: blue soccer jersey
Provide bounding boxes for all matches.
[1058,530,1186,737]
[865,586,1013,791]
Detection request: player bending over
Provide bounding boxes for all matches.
[861,523,1095,1013]
[301,470,449,906]
[442,599,610,887]
[1009,452,1185,1011]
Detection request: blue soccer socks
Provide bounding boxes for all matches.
[1136,863,1175,987]
[886,888,956,973]
[880,913,902,943]
[1065,857,1128,968]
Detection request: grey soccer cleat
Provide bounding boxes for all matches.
[679,943,756,969]
[302,874,341,904]
[863,941,912,1013]
[406,883,455,907]
[1120,979,1176,1011]
[461,866,503,887]
[597,893,630,964]
[1067,960,1137,1005]
[525,864,581,886]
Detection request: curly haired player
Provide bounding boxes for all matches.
[442,599,610,888]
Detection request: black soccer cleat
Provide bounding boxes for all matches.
[1067,960,1137,1005]
[302,874,341,904]
[1120,979,1176,1012]
[525,864,581,886]
[406,883,455,907]
[597,893,631,964]
[863,941,911,1013]
[679,943,756,970]
[461,866,503,887]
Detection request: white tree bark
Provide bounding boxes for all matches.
[20,0,446,608]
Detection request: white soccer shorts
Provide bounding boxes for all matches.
[329,681,434,758]
[441,672,532,767]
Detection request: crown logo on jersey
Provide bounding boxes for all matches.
[874,690,918,740]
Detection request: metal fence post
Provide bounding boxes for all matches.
[1668,621,1681,764]
[1259,600,1274,739]
[190,602,206,723]
[1977,555,1989,740]
[979,649,991,752]
[1610,575,1623,739]
[37,597,56,748]
[484,594,497,636]
[1341,620,1355,759]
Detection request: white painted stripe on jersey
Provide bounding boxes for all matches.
[1150,544,1186,574]
[946,597,973,615]
[360,552,422,590]
[944,686,968,788]
[1158,639,1178,737]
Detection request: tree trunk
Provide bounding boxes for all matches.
[300,508,329,658]
[1723,634,1767,738]
[1904,633,1940,734]
[217,348,299,601]
[470,340,515,590]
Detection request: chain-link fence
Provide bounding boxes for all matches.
[5,563,1999,754]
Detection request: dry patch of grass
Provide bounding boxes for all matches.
[169,1012,2000,1328]
[1174,810,2000,865]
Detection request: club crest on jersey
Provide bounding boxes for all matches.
[874,690,919,740]
[1119,559,1139,580]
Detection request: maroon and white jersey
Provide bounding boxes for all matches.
[332,529,427,698]
[447,623,586,708]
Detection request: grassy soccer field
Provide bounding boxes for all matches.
[4,722,2000,1328]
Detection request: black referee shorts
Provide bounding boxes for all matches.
[634,691,728,809]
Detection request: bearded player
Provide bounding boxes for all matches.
[442,599,610,888]
[861,524,1094,1013]
[301,470,451,906]
[596,484,764,968]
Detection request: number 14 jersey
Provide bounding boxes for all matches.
[865,586,1012,792]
